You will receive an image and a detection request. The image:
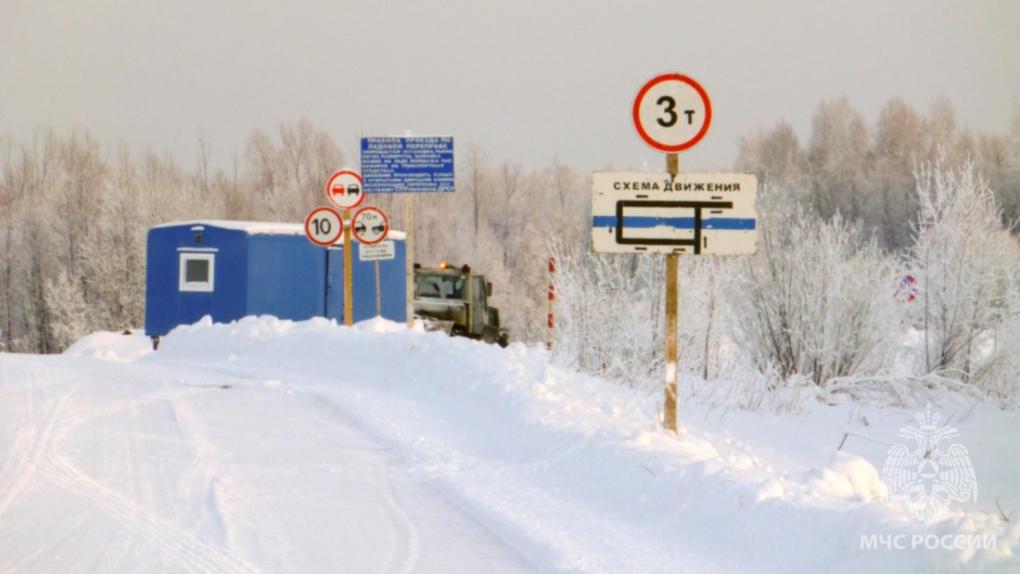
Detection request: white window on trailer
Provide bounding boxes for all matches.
[179,252,215,292]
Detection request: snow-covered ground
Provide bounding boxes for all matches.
[1,318,1017,573]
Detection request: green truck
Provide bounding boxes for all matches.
[413,263,510,347]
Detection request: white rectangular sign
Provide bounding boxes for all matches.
[358,240,396,261]
[591,172,758,255]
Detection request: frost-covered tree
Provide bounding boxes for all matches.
[678,257,741,381]
[245,119,344,221]
[492,162,525,268]
[731,186,901,386]
[462,145,489,241]
[737,121,806,193]
[872,98,927,249]
[807,98,870,222]
[44,270,91,351]
[910,161,1020,394]
[549,239,664,386]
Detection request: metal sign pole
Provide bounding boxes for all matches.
[322,170,363,326]
[405,196,414,327]
[324,247,331,318]
[374,260,382,316]
[664,152,680,433]
[343,208,353,326]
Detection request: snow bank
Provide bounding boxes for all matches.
[143,316,1018,573]
[808,452,887,502]
[63,329,152,362]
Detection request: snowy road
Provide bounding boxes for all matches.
[2,321,1016,573]
[0,354,535,574]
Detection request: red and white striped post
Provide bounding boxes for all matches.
[546,257,556,351]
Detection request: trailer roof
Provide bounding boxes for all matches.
[153,220,304,235]
[153,220,405,239]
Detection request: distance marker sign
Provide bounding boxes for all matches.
[325,170,366,210]
[305,207,343,246]
[351,206,390,245]
[633,73,712,152]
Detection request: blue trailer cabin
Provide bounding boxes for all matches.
[145,220,407,343]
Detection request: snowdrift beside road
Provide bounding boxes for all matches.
[147,316,1019,573]
[63,329,152,362]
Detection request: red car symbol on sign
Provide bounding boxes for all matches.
[325,170,366,210]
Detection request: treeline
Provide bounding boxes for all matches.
[552,98,1020,409]
[2,96,1019,364]
[0,121,587,353]
[554,159,1020,409]
[737,97,1020,250]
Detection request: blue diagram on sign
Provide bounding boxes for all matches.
[591,215,756,230]
[360,136,455,193]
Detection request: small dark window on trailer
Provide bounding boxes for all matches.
[185,259,209,283]
[179,252,215,292]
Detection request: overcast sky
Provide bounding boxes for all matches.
[2,1,1018,175]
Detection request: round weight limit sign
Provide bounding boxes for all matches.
[633,73,712,153]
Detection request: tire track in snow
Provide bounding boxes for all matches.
[378,468,422,574]
[0,511,90,574]
[32,378,262,574]
[309,395,422,574]
[41,443,246,574]
[0,379,80,521]
[167,392,232,550]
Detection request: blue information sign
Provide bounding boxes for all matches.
[360,136,455,193]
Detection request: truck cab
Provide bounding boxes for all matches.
[413,263,509,346]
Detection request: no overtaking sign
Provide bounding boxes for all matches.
[326,170,366,211]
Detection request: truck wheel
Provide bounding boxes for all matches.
[481,326,499,344]
[497,333,510,348]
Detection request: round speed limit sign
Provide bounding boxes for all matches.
[632,73,712,153]
[304,207,343,246]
